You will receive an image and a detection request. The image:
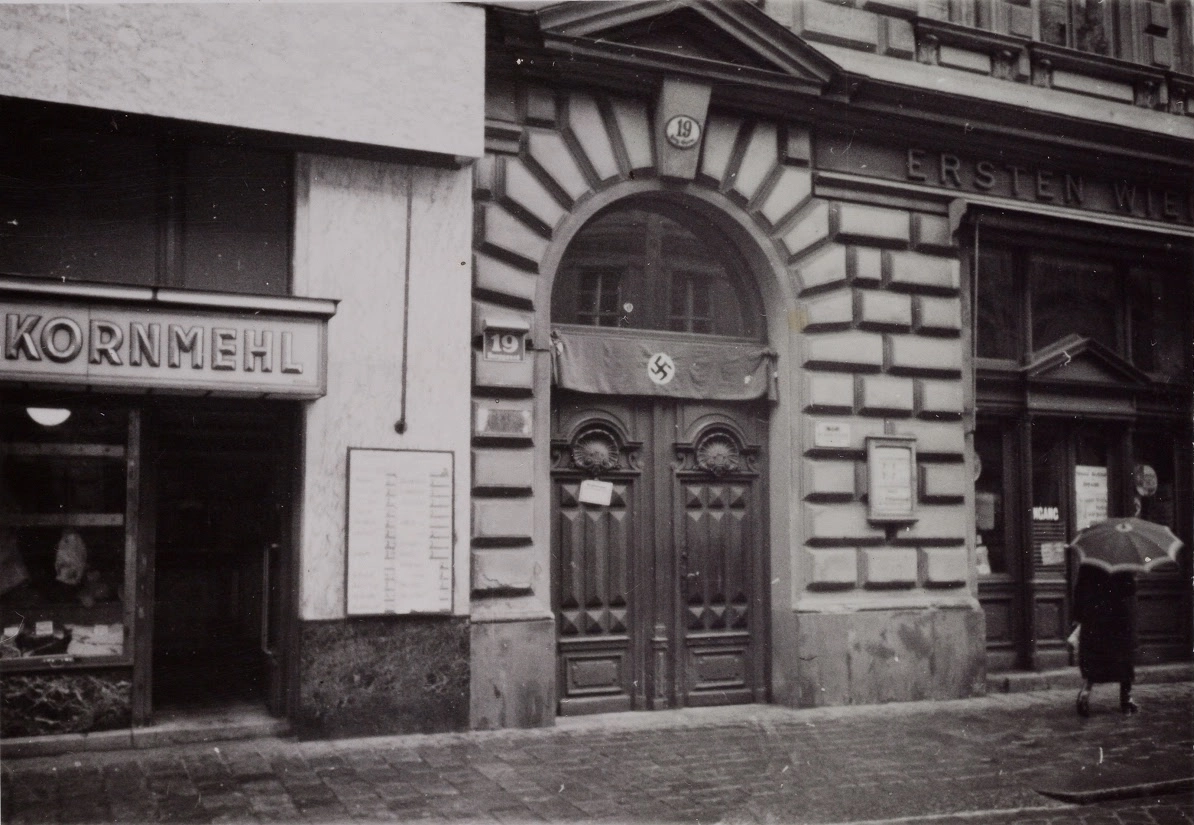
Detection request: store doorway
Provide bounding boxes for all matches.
[150,403,295,716]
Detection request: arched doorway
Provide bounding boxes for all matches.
[549,201,772,714]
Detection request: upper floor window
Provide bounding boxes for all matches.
[552,204,761,339]
[0,104,291,296]
[976,240,1190,382]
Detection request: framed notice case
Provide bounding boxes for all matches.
[866,435,918,523]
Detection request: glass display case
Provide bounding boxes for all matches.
[0,403,135,668]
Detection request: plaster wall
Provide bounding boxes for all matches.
[293,153,473,622]
[0,3,483,157]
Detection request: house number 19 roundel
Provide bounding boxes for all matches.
[665,115,701,150]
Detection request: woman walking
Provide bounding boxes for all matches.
[1071,563,1139,717]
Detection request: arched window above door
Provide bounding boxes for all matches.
[552,204,762,340]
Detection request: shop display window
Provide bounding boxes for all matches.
[0,404,133,666]
[973,424,1007,575]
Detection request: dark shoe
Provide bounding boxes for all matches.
[1077,689,1091,718]
[1121,699,1139,715]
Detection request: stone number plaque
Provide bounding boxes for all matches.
[346,448,453,615]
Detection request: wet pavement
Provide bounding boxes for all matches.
[2,682,1191,824]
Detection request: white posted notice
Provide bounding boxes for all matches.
[346,449,453,615]
[1074,464,1108,532]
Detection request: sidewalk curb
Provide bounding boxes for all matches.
[1036,776,1194,804]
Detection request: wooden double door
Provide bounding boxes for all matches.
[551,391,769,714]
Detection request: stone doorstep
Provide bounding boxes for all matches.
[0,715,291,759]
[986,662,1194,694]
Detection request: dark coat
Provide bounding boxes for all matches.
[1072,565,1137,684]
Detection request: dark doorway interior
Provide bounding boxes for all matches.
[151,404,290,711]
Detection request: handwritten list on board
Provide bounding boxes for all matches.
[346,449,453,615]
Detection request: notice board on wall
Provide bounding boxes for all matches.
[346,448,453,616]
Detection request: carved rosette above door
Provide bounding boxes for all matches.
[552,421,642,476]
[677,425,759,478]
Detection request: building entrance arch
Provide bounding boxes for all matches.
[547,197,774,713]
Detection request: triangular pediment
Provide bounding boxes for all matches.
[515,0,838,93]
[1024,335,1150,386]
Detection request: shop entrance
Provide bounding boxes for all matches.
[150,403,295,716]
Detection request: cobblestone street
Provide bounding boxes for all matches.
[2,683,1191,824]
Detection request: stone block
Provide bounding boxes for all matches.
[857,290,913,330]
[759,166,812,227]
[805,373,856,413]
[800,0,881,51]
[526,129,588,202]
[471,497,534,541]
[609,97,654,170]
[920,463,967,502]
[885,251,960,293]
[477,204,548,269]
[883,17,916,58]
[474,253,538,306]
[804,330,884,371]
[938,45,992,74]
[473,154,497,198]
[791,607,985,707]
[891,420,965,457]
[793,243,848,293]
[858,375,914,415]
[912,213,955,252]
[1051,69,1134,103]
[474,352,535,391]
[525,86,556,125]
[502,157,566,232]
[855,247,883,286]
[472,299,533,339]
[916,296,962,334]
[835,203,910,246]
[784,125,812,165]
[780,200,832,260]
[733,121,779,202]
[699,113,743,186]
[888,335,963,377]
[806,502,885,544]
[470,617,556,730]
[803,291,853,330]
[472,447,534,490]
[807,548,858,588]
[471,546,535,594]
[567,92,619,181]
[916,379,964,418]
[805,459,858,500]
[893,504,968,543]
[922,547,968,586]
[861,548,918,587]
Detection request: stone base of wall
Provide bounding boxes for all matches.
[791,606,986,707]
[1,670,132,737]
[469,617,555,730]
[297,616,469,738]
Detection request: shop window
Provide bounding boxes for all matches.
[1,404,133,665]
[553,205,759,338]
[976,242,1189,379]
[1132,432,1178,533]
[974,424,1008,575]
[0,114,290,296]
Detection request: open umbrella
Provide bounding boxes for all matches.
[1069,517,1184,574]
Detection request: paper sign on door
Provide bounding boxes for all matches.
[579,479,614,506]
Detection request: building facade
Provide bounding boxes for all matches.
[1,0,1190,744]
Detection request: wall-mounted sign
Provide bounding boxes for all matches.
[814,421,852,449]
[665,115,701,150]
[815,133,1194,226]
[1133,464,1158,497]
[482,329,526,363]
[1074,465,1108,531]
[346,448,453,616]
[474,403,533,438]
[1,290,332,398]
[1032,506,1060,521]
[866,435,918,523]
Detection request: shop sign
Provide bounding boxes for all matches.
[2,298,328,398]
[815,134,1194,226]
